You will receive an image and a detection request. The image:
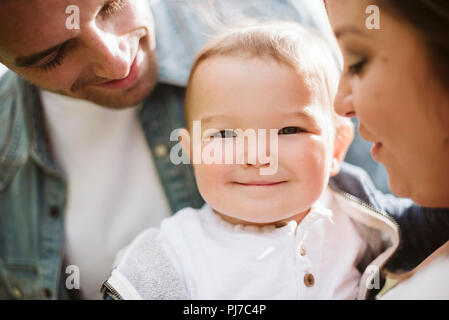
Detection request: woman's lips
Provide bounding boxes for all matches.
[95,56,139,90]
[370,142,383,160]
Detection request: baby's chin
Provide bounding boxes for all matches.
[213,207,311,227]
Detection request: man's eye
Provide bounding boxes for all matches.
[101,0,127,16]
[278,127,305,135]
[211,130,237,138]
[37,43,68,71]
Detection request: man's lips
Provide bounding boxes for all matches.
[94,56,139,90]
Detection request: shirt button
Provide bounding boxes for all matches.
[154,144,168,158]
[11,287,23,299]
[44,288,52,299]
[304,273,315,287]
[49,206,60,218]
[299,243,306,256]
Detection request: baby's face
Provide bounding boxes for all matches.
[186,56,335,225]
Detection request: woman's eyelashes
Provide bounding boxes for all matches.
[347,58,368,76]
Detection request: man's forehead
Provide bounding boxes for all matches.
[0,0,100,62]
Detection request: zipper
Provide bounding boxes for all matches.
[101,279,124,300]
[332,187,401,237]
[331,187,403,299]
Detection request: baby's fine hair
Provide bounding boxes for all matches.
[185,21,351,131]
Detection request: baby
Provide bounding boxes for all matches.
[102,22,395,300]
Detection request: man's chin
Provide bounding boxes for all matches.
[78,86,152,109]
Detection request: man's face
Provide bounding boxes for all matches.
[0,0,158,108]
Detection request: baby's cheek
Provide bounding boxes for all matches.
[194,163,232,202]
[284,138,330,192]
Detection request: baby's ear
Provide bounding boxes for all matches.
[330,119,355,176]
[178,128,192,160]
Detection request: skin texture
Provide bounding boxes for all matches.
[0,0,157,108]
[180,56,353,226]
[326,0,449,207]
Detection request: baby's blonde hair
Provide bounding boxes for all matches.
[185,21,351,132]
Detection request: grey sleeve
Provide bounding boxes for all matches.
[114,228,188,300]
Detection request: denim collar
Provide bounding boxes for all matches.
[0,73,63,190]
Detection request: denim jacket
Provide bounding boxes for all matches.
[1,0,448,300]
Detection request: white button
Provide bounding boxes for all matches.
[299,243,306,256]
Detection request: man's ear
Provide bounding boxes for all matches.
[330,120,354,176]
[178,128,192,161]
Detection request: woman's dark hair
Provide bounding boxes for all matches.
[376,0,449,88]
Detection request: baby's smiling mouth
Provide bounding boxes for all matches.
[233,181,287,186]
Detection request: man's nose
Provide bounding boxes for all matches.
[334,76,356,118]
[84,26,132,80]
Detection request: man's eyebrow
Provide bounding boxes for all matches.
[14,40,69,67]
[334,26,366,39]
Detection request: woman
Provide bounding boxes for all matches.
[325,0,449,298]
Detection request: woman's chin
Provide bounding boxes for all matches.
[387,175,411,199]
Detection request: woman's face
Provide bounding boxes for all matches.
[326,0,449,207]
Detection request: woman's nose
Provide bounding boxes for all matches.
[334,76,356,117]
[85,26,132,80]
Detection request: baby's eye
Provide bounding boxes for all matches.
[278,127,305,135]
[210,130,237,138]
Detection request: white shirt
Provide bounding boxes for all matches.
[40,90,172,299]
[158,187,368,299]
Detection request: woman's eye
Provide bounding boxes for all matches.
[211,130,237,138]
[278,127,305,135]
[347,59,367,76]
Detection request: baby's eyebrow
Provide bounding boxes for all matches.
[286,110,318,122]
[200,114,233,124]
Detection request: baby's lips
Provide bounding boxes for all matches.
[234,180,286,186]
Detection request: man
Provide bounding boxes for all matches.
[0,0,334,299]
